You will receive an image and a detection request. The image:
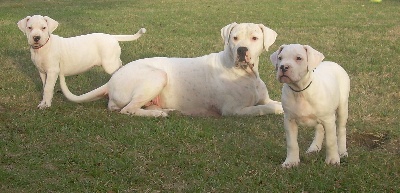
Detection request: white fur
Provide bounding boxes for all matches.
[17,15,146,109]
[61,23,283,117]
[270,44,350,168]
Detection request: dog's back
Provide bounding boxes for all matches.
[314,61,350,106]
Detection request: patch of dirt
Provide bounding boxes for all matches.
[348,131,399,154]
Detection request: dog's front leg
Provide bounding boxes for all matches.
[227,103,283,116]
[38,72,58,109]
[39,72,46,87]
[322,115,340,165]
[282,117,300,168]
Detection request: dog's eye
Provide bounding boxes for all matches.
[42,27,46,30]
[27,27,32,30]
[233,37,238,41]
[296,57,302,60]
[278,56,282,60]
[252,37,258,41]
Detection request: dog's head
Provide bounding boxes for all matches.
[17,15,58,49]
[221,23,277,71]
[270,44,324,83]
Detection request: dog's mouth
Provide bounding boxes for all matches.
[31,43,42,49]
[279,75,292,83]
[235,61,257,78]
[235,61,254,69]
[29,35,50,49]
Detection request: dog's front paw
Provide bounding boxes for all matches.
[325,154,340,165]
[339,151,348,158]
[306,144,321,154]
[275,104,284,114]
[282,158,300,168]
[37,100,51,109]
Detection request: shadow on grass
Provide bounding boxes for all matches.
[6,48,42,90]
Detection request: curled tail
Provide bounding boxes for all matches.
[113,28,146,41]
[59,74,108,103]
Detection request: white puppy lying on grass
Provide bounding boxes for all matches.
[270,44,350,168]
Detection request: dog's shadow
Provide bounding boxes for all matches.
[7,48,41,90]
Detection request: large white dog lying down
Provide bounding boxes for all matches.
[270,44,350,168]
[17,15,146,109]
[60,23,283,117]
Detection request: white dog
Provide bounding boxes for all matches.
[270,44,350,168]
[17,15,146,109]
[60,22,283,117]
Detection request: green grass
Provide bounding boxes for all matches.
[1,0,399,192]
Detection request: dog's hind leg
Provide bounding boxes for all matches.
[119,69,168,117]
[306,124,324,153]
[322,116,340,165]
[102,58,123,74]
[108,100,121,111]
[337,101,349,157]
[101,43,123,74]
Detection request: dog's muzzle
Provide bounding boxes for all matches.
[236,47,253,69]
[234,46,257,77]
[30,33,50,49]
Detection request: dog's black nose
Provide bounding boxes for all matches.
[237,47,248,62]
[280,65,289,73]
[33,36,41,42]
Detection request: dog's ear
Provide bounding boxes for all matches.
[17,16,31,34]
[221,22,237,46]
[270,45,285,71]
[43,16,58,33]
[259,24,277,51]
[304,45,324,70]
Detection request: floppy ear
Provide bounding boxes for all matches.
[221,22,237,46]
[43,16,58,33]
[304,45,325,70]
[270,45,286,71]
[17,16,31,33]
[258,24,277,51]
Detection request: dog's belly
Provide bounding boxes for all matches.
[295,115,319,127]
[146,56,225,115]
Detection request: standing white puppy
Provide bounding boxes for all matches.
[270,44,350,168]
[17,15,146,109]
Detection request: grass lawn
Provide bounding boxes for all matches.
[1,0,399,192]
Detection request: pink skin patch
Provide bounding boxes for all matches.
[144,95,161,107]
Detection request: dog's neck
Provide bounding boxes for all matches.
[287,70,313,92]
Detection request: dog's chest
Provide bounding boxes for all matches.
[284,94,319,127]
[31,51,49,73]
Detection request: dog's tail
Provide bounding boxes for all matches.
[59,74,108,103]
[113,28,146,41]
